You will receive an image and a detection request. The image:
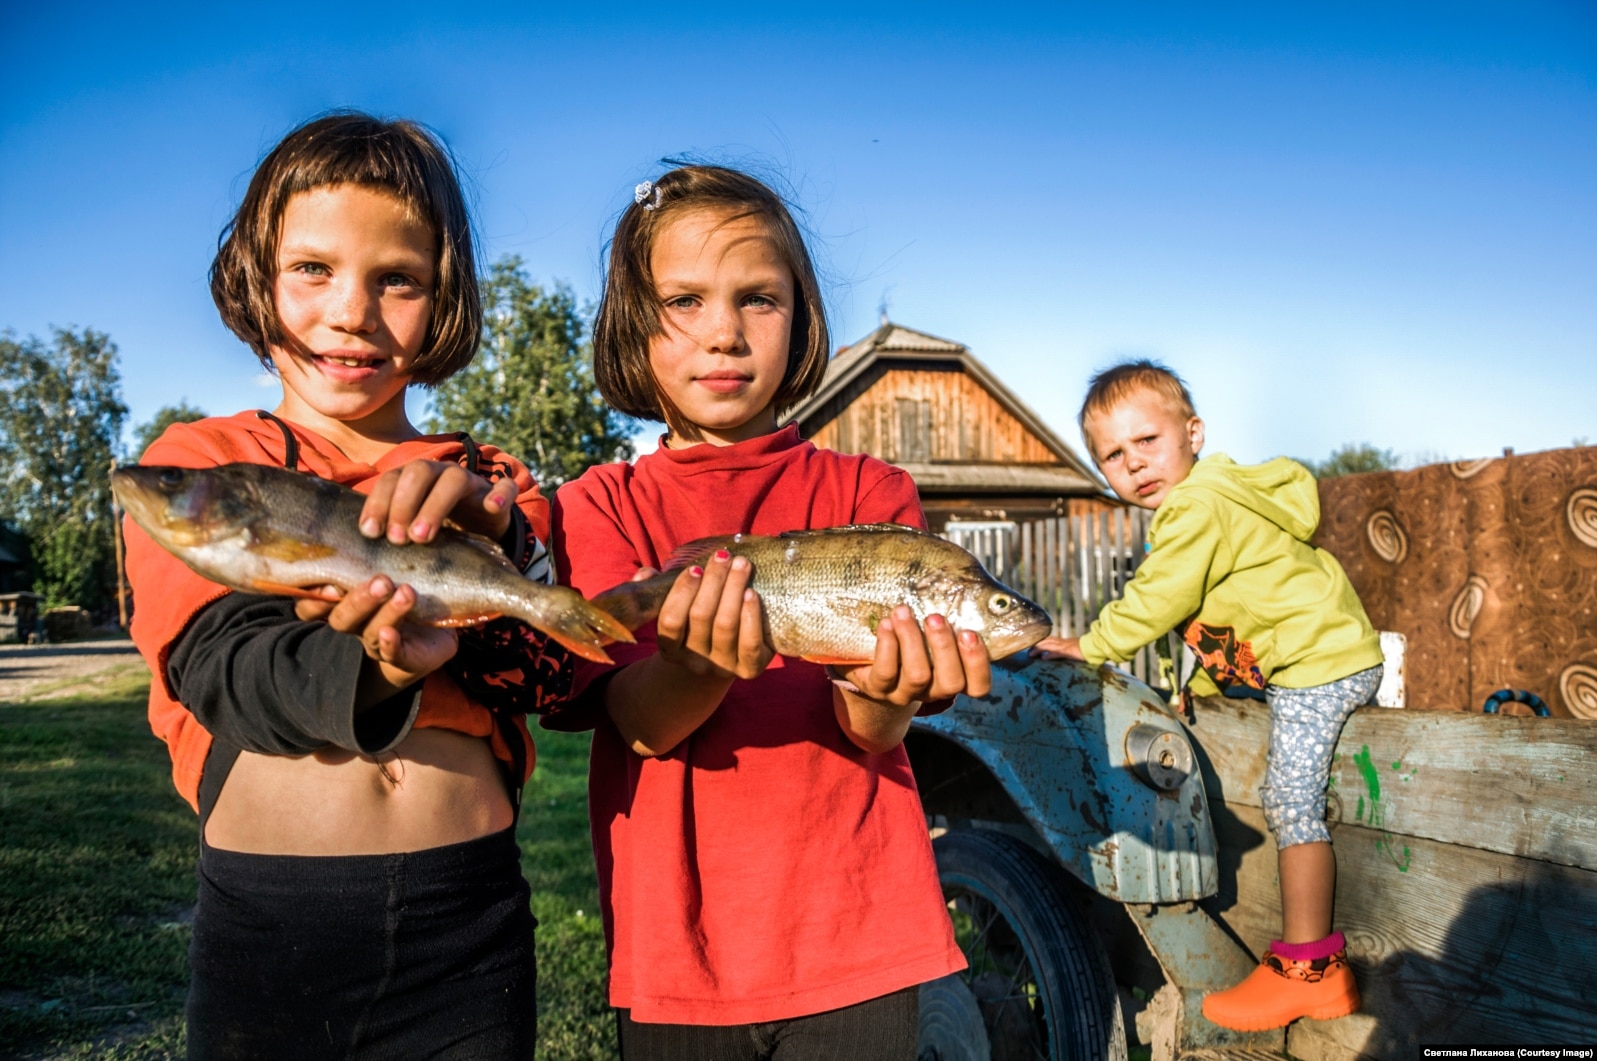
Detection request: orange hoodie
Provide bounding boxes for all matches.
[127,411,547,812]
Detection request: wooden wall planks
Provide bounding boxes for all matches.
[1188,697,1597,869]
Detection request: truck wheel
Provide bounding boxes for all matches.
[924,829,1127,1061]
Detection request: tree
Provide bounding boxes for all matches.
[0,328,128,610]
[427,257,634,487]
[133,401,208,459]
[1301,443,1401,479]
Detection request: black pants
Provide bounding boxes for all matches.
[187,827,536,1060]
[616,986,919,1061]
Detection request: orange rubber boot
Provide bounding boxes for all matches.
[1202,939,1360,1031]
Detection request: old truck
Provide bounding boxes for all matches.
[908,446,1597,1060]
[905,656,1597,1061]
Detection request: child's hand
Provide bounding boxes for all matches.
[838,607,993,707]
[294,576,459,707]
[1030,635,1085,661]
[358,460,518,545]
[654,550,773,682]
[830,608,992,754]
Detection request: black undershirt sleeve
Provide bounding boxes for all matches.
[166,593,421,756]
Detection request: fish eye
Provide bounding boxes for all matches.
[158,468,185,491]
[988,595,1012,614]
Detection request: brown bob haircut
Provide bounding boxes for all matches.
[592,164,830,428]
[209,111,481,386]
[1079,359,1198,440]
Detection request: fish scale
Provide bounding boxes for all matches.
[595,523,1054,664]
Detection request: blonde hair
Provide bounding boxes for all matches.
[1079,359,1197,440]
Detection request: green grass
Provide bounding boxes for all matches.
[0,672,617,1060]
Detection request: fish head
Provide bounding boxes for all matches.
[932,570,1055,660]
[112,465,267,548]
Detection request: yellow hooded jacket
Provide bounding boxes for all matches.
[1078,454,1382,696]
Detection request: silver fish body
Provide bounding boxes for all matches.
[113,462,631,663]
[594,523,1054,663]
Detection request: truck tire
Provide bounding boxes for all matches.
[926,828,1127,1061]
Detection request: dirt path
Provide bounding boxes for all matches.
[0,641,148,703]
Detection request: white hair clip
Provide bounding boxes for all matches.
[634,180,662,211]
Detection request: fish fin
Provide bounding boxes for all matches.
[248,579,331,600]
[432,612,502,628]
[774,522,926,540]
[247,527,339,563]
[542,628,615,665]
[800,656,873,667]
[661,534,743,571]
[445,528,519,569]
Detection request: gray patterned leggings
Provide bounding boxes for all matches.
[1261,665,1384,848]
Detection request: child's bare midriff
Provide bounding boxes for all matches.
[205,727,513,855]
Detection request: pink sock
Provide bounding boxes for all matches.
[1271,931,1345,961]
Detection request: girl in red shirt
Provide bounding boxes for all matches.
[127,112,566,1058]
[550,165,989,1059]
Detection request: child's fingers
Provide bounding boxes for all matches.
[390,461,467,544]
[363,585,422,651]
[481,476,518,519]
[681,550,734,657]
[956,629,993,698]
[857,615,903,699]
[654,564,707,648]
[319,576,397,633]
[889,606,933,695]
[359,470,402,539]
[708,556,752,657]
[920,614,968,699]
[734,589,770,678]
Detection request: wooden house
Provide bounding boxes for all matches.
[783,321,1114,530]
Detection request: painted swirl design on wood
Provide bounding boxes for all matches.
[1567,487,1597,549]
[1448,575,1488,640]
[1449,458,1496,479]
[1366,509,1408,564]
[1560,664,1597,721]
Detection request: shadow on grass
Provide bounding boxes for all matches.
[2,677,618,1061]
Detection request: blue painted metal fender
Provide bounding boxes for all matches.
[912,656,1218,905]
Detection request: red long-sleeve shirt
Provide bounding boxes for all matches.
[550,425,964,1024]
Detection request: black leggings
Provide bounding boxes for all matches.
[186,827,536,1060]
[616,986,919,1061]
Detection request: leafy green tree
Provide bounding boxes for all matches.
[427,257,634,487]
[0,328,128,610]
[1301,442,1401,479]
[133,401,208,459]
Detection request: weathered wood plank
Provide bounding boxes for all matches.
[1187,696,1597,870]
[1204,802,1597,1058]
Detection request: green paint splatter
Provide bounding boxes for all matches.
[1391,759,1402,770]
[1353,745,1381,805]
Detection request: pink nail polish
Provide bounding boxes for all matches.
[714,549,731,561]
[689,565,704,577]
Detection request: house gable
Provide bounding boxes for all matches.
[784,322,1103,494]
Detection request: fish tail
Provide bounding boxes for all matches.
[589,577,671,633]
[508,586,636,665]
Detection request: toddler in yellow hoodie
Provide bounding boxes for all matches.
[1035,359,1384,1032]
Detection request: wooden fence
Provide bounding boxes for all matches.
[943,511,1182,691]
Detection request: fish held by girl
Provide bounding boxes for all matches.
[593,523,1054,665]
[113,462,634,663]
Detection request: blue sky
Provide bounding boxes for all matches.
[2,2,1593,467]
